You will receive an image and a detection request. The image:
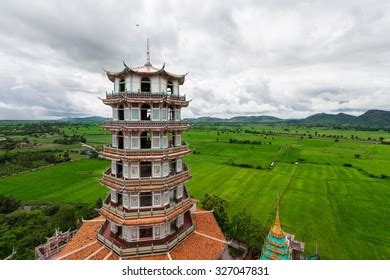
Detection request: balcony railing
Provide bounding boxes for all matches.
[104,91,186,101]
[97,212,195,257]
[102,142,190,158]
[104,162,188,180]
[101,164,191,190]
[102,190,191,219]
[103,120,188,127]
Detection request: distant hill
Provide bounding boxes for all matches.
[186,110,390,128]
[355,110,390,127]
[59,116,107,122]
[229,115,282,123]
[186,116,226,123]
[301,113,357,125]
[186,115,282,123]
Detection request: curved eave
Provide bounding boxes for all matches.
[103,63,187,85]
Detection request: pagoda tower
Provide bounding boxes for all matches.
[260,202,291,260]
[97,40,194,258]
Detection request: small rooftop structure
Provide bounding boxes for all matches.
[260,202,290,260]
[259,199,313,260]
[103,39,188,85]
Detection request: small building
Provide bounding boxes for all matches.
[260,201,306,260]
[260,203,291,260]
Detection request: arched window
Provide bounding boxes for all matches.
[119,78,126,93]
[140,77,151,93]
[141,104,151,120]
[167,81,174,95]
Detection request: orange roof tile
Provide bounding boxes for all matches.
[170,232,226,260]
[56,210,226,260]
[192,211,225,240]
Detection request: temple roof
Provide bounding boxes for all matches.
[260,200,290,260]
[53,209,227,260]
[103,39,187,85]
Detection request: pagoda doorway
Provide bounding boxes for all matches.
[117,193,123,206]
[118,104,125,120]
[116,162,123,178]
[168,106,175,121]
[140,162,152,178]
[167,81,174,95]
[117,131,124,149]
[141,104,151,120]
[140,77,151,93]
[140,131,151,149]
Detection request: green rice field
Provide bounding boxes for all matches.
[0,123,389,259]
[0,159,107,204]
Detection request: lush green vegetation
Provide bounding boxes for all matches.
[0,121,389,259]
[202,194,266,258]
[0,150,72,176]
[0,198,102,259]
[54,134,86,145]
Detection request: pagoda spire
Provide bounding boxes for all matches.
[145,38,151,66]
[259,196,290,260]
[271,197,284,238]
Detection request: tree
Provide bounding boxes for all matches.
[201,194,230,233]
[230,210,266,258]
[0,195,20,214]
[63,150,70,161]
[52,206,77,231]
[230,211,251,244]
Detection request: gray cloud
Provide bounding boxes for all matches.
[0,0,389,120]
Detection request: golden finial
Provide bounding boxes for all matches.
[271,196,284,238]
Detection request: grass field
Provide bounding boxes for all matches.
[184,127,390,259]
[0,159,107,204]
[0,123,389,259]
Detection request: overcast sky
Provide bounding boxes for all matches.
[0,0,389,120]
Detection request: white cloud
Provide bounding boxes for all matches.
[0,0,389,120]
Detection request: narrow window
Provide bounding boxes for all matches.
[119,78,126,92]
[117,131,124,149]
